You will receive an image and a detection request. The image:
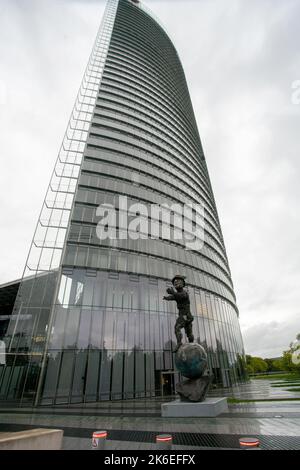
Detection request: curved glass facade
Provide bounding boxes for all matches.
[0,0,246,405]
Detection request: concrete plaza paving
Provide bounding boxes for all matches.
[0,379,300,450]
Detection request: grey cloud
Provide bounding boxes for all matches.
[242,313,300,358]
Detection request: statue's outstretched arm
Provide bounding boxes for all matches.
[163,295,176,301]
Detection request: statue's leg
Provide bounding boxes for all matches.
[186,322,194,343]
[174,319,183,351]
[175,321,183,344]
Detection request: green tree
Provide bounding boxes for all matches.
[250,356,268,373]
[263,358,284,372]
[281,350,295,371]
[272,358,284,371]
[264,358,274,372]
[280,334,300,373]
[245,355,268,374]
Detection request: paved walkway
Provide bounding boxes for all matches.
[0,379,299,450]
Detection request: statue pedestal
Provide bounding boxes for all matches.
[161,397,228,418]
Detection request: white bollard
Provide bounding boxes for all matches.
[239,437,260,450]
[156,434,173,450]
[92,430,107,450]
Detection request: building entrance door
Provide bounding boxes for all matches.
[160,371,178,397]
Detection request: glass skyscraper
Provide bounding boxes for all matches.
[0,0,246,405]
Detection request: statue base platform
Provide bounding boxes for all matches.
[161,397,228,417]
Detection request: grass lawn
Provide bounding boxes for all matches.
[271,380,300,384]
[227,397,300,404]
[252,373,300,381]
[271,383,300,387]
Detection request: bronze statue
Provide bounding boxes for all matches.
[163,275,194,352]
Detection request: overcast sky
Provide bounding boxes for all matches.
[0,0,299,358]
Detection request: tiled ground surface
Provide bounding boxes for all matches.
[209,378,300,400]
[0,379,300,450]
